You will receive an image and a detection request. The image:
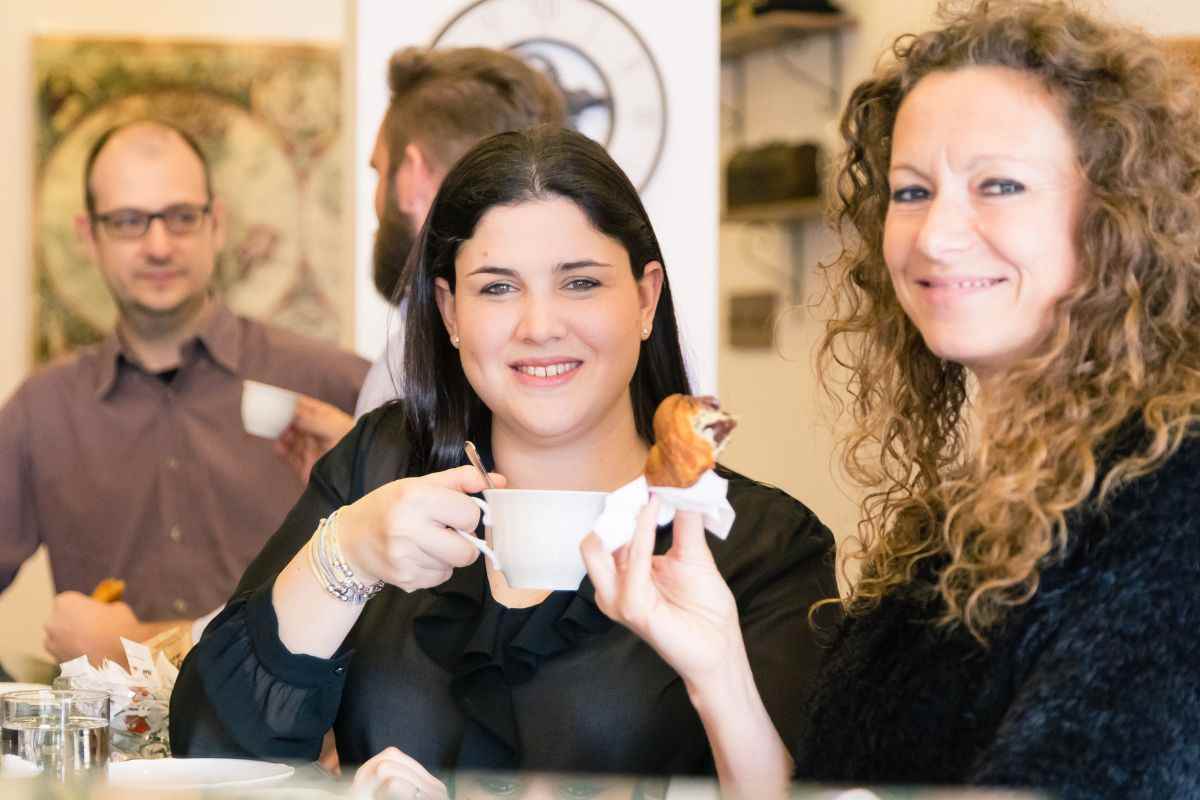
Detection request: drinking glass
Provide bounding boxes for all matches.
[1,689,110,781]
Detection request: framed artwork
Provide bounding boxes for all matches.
[33,37,348,364]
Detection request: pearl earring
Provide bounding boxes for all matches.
[451,334,460,348]
[641,325,651,340]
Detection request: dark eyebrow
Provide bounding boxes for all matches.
[557,259,612,271]
[465,260,612,278]
[888,161,927,178]
[466,266,520,278]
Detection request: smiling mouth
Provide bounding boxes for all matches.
[139,270,181,282]
[512,361,582,378]
[918,277,1006,289]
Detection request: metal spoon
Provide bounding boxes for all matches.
[464,440,496,490]
[459,441,501,570]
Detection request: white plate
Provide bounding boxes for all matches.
[0,682,50,697]
[107,757,295,789]
[0,754,41,779]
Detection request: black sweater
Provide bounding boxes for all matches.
[792,432,1200,797]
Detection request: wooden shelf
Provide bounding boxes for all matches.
[723,198,824,223]
[721,12,857,59]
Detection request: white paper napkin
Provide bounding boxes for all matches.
[592,470,735,552]
[57,640,175,761]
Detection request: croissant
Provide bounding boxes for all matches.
[91,578,126,604]
[644,395,737,488]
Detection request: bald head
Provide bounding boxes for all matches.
[84,120,213,216]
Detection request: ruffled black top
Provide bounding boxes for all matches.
[171,404,837,774]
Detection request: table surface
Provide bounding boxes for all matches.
[0,761,1052,799]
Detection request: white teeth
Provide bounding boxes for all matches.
[949,279,999,289]
[517,362,579,378]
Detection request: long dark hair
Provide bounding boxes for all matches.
[401,125,692,473]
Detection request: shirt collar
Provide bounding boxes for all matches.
[93,301,241,399]
[194,301,241,375]
[93,331,124,400]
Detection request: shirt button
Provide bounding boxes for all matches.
[169,525,183,543]
[166,457,179,470]
[172,598,189,615]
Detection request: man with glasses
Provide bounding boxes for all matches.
[0,120,369,666]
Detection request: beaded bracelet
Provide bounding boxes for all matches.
[307,508,385,605]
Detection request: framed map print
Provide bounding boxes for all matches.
[33,36,348,364]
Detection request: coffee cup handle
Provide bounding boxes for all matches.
[455,496,501,571]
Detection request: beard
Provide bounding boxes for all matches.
[372,193,419,305]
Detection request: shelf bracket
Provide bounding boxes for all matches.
[729,55,748,145]
[774,29,844,112]
[787,224,805,305]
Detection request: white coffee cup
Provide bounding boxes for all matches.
[241,380,299,438]
[456,489,608,591]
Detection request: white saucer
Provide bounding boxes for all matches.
[107,757,295,789]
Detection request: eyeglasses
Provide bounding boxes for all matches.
[92,203,211,240]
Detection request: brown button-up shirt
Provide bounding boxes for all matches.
[0,303,369,620]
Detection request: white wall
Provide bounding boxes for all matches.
[1103,0,1200,33]
[0,0,343,673]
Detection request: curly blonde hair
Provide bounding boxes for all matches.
[820,0,1200,639]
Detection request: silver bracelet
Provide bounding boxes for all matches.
[307,508,385,605]
[308,518,353,603]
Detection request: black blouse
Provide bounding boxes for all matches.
[170,405,838,775]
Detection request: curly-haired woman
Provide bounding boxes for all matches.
[582,2,1200,797]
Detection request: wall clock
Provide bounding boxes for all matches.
[431,0,667,191]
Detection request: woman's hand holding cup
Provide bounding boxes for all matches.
[338,465,506,592]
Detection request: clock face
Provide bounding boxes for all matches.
[431,0,667,191]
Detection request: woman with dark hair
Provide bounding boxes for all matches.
[585,2,1200,798]
[170,126,835,794]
